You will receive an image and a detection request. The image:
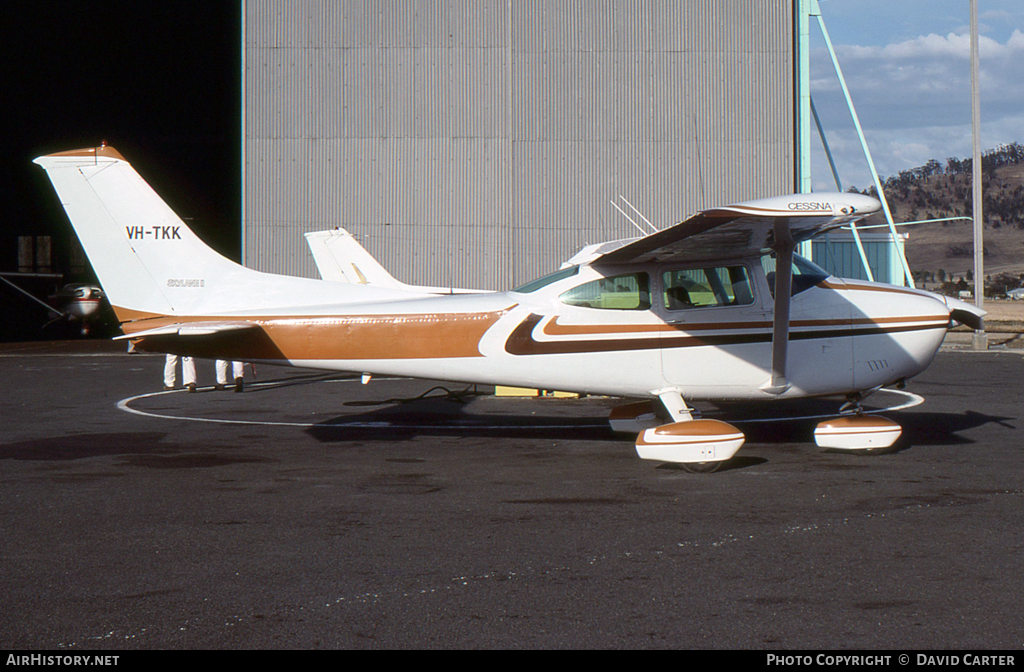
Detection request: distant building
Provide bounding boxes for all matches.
[810,230,909,286]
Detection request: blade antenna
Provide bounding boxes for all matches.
[618,195,659,233]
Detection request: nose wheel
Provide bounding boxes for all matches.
[814,393,902,451]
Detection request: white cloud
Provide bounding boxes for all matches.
[809,26,1024,192]
[841,29,1024,60]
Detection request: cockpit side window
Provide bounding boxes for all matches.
[662,266,755,310]
[559,272,651,310]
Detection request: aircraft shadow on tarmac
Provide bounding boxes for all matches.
[0,432,174,462]
[714,399,1015,451]
[15,374,1003,470]
[305,395,618,443]
[210,373,1018,457]
[303,388,1015,454]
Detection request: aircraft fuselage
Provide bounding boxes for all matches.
[125,256,951,402]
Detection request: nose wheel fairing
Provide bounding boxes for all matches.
[813,415,902,451]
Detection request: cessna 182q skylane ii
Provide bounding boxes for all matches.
[35,146,985,471]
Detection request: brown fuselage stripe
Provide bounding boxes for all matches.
[125,308,511,360]
[542,314,950,336]
[112,305,166,323]
[636,435,740,446]
[505,314,948,356]
[817,280,928,297]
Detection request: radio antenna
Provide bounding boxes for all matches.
[618,194,658,232]
[609,199,651,237]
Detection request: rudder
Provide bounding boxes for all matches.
[33,145,246,318]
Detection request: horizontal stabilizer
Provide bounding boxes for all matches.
[113,321,258,340]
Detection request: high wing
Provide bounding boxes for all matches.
[592,193,881,266]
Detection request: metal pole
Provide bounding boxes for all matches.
[811,96,873,281]
[810,98,842,192]
[797,0,812,195]
[970,0,988,350]
[815,11,914,287]
[767,219,795,395]
[795,0,813,260]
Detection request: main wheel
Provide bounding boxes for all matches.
[679,460,723,474]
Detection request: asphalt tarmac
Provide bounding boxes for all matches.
[1,340,1022,650]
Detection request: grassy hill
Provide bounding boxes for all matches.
[851,143,1024,290]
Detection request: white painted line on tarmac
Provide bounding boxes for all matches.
[117,379,924,431]
[116,378,608,430]
[727,389,925,425]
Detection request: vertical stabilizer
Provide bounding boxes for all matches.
[33,146,251,317]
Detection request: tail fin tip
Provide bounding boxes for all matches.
[35,144,127,164]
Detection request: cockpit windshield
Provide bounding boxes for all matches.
[761,253,830,298]
[511,265,580,294]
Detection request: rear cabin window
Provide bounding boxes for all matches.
[662,266,755,310]
[559,272,651,310]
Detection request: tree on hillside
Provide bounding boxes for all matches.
[986,272,1023,297]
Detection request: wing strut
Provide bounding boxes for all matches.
[763,218,794,395]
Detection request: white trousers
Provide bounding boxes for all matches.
[216,360,244,384]
[164,355,196,387]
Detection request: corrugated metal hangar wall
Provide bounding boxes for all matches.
[242,0,796,290]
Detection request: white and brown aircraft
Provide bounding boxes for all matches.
[35,145,985,471]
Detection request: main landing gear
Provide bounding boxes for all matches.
[610,389,904,471]
[611,390,745,473]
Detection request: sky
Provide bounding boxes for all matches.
[808,0,1024,191]
[2,0,1022,266]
